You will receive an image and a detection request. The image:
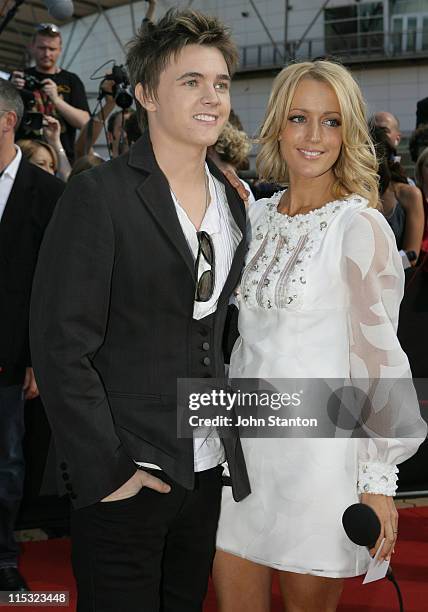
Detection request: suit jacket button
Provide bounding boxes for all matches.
[62,473,70,481]
[202,342,210,351]
[70,493,77,500]
[199,328,208,337]
[65,483,73,491]
[60,462,67,470]
[202,357,211,366]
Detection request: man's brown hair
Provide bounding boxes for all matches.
[126,8,239,129]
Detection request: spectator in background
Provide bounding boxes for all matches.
[124,111,142,146]
[17,118,71,182]
[74,76,133,160]
[416,95,428,128]
[17,139,57,175]
[415,147,428,262]
[409,124,428,163]
[0,79,64,593]
[208,122,255,205]
[373,111,401,149]
[107,109,134,157]
[68,154,104,180]
[11,23,90,163]
[371,124,424,263]
[74,1,157,160]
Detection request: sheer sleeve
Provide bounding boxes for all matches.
[342,208,427,496]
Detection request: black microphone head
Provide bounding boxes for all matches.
[342,503,381,547]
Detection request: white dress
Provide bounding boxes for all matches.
[216,192,427,578]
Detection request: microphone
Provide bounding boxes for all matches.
[342,503,404,612]
[342,503,381,548]
[42,0,74,20]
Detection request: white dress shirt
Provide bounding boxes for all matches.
[0,146,22,222]
[136,164,242,472]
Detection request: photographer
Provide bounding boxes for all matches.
[74,71,134,160]
[11,23,90,163]
[74,0,157,160]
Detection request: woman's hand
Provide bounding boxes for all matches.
[361,492,398,561]
[221,168,250,205]
[43,115,62,148]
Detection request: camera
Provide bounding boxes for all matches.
[100,64,133,110]
[23,74,44,92]
[20,112,44,132]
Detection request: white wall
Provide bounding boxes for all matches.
[59,0,331,95]
[232,65,428,139]
[56,0,427,155]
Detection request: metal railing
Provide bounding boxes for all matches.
[238,30,428,71]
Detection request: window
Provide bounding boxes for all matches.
[391,0,428,53]
[391,0,428,15]
[324,2,384,56]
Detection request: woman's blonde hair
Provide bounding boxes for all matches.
[215,122,251,170]
[415,146,428,188]
[256,60,379,208]
[17,139,58,173]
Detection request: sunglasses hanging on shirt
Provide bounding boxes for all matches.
[195,231,215,302]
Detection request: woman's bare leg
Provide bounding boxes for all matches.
[213,550,272,612]
[278,571,344,612]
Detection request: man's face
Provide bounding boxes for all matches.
[137,44,231,150]
[375,113,401,149]
[0,108,18,156]
[31,35,62,72]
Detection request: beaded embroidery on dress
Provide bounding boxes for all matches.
[241,191,366,310]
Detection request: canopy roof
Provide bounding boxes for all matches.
[0,0,131,73]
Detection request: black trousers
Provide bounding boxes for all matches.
[71,466,223,612]
[0,385,25,568]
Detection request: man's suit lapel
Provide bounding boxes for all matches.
[128,132,196,281]
[0,158,30,257]
[128,133,248,294]
[206,159,247,305]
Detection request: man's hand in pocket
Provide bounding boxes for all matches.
[101,469,171,502]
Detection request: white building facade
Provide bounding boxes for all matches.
[56,0,428,155]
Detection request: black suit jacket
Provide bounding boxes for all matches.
[30,132,251,509]
[0,156,64,373]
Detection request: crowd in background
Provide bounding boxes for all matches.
[1,2,428,597]
[6,15,428,273]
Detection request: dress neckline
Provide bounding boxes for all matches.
[271,190,356,220]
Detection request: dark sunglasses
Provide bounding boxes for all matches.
[195,231,215,302]
[36,23,61,34]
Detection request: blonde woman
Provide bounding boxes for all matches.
[213,60,426,612]
[17,138,58,175]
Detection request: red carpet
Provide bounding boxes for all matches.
[6,507,428,611]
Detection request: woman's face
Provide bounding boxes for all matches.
[278,77,343,182]
[30,146,55,175]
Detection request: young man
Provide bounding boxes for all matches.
[11,23,90,162]
[30,9,250,612]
